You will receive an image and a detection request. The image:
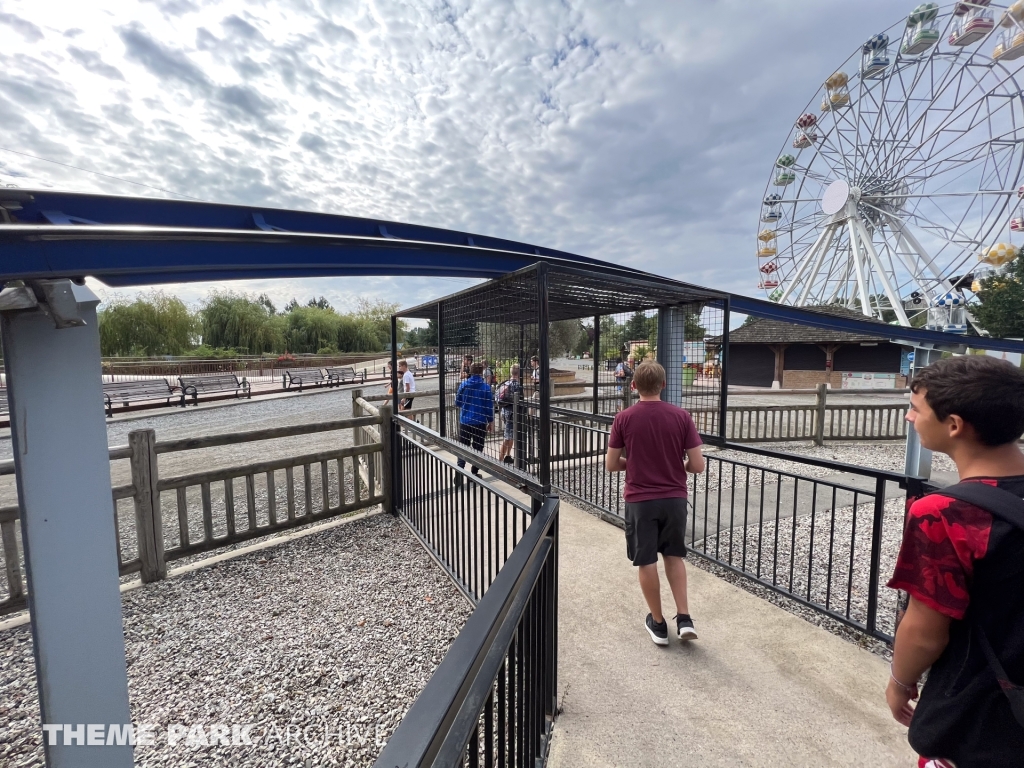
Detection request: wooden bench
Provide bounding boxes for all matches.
[102,379,177,417]
[178,373,251,406]
[282,368,329,391]
[324,366,365,385]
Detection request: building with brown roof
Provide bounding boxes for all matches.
[722,305,910,389]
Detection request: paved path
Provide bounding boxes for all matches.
[548,501,916,767]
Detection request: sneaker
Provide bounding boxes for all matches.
[454,472,464,489]
[502,456,513,465]
[675,614,698,641]
[645,613,669,646]
[471,467,481,477]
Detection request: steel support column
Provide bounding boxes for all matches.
[657,306,687,407]
[537,265,551,491]
[0,281,133,767]
[904,347,943,479]
[390,315,402,514]
[437,303,446,438]
[592,315,600,415]
[719,299,730,440]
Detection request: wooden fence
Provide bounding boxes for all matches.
[0,413,390,617]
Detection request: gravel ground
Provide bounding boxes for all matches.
[0,513,472,767]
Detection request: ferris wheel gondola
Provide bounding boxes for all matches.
[756,2,1024,332]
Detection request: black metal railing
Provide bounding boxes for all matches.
[379,416,558,768]
[395,416,543,602]
[546,408,923,643]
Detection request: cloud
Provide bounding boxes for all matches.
[0,11,42,42]
[68,47,126,80]
[0,0,995,312]
[139,0,200,17]
[297,132,328,154]
[118,22,209,89]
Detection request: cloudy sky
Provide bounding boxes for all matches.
[1,0,901,312]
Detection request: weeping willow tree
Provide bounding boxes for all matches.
[98,291,198,356]
[286,306,342,353]
[199,292,286,354]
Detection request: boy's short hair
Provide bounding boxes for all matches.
[511,364,520,376]
[633,361,666,397]
[471,362,485,376]
[912,355,1024,446]
[530,355,539,363]
[398,359,408,369]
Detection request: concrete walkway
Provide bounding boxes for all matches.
[548,502,915,768]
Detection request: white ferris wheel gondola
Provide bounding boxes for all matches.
[994,0,1024,60]
[793,113,818,148]
[948,0,994,46]
[861,33,890,78]
[902,3,942,54]
[756,2,1024,333]
[821,72,850,112]
[761,193,783,222]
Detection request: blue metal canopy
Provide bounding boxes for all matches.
[2,188,1024,353]
[0,188,610,286]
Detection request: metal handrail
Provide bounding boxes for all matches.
[373,496,557,768]
[548,405,918,486]
[395,414,546,501]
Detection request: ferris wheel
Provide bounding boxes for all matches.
[757,1,1024,333]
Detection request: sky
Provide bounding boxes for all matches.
[0,0,904,314]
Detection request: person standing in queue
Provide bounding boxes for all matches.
[605,360,704,646]
[454,362,494,487]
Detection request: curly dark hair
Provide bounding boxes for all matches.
[911,355,1024,446]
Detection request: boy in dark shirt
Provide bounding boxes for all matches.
[605,360,705,645]
[886,355,1024,768]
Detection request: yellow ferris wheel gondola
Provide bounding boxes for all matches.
[757,229,777,257]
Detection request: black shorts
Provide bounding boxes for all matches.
[624,497,689,566]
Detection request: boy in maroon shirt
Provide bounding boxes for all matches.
[605,360,705,645]
[886,355,1024,768]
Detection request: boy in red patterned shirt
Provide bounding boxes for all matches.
[887,355,1024,768]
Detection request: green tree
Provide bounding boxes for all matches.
[974,250,1024,337]
[549,319,589,357]
[286,306,341,353]
[622,312,651,345]
[307,296,333,311]
[337,315,388,352]
[355,297,406,342]
[599,316,624,359]
[98,291,198,356]
[200,291,285,353]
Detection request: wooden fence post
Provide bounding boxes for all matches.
[379,401,394,515]
[128,429,166,582]
[351,388,363,448]
[814,382,827,447]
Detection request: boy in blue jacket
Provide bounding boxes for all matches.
[454,362,494,485]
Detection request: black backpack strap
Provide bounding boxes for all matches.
[976,626,1024,728]
[931,482,1024,728]
[931,482,1024,533]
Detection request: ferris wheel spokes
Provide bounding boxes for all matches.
[851,215,913,323]
[778,220,841,304]
[884,212,959,297]
[797,225,836,304]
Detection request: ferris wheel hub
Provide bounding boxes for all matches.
[821,179,851,215]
